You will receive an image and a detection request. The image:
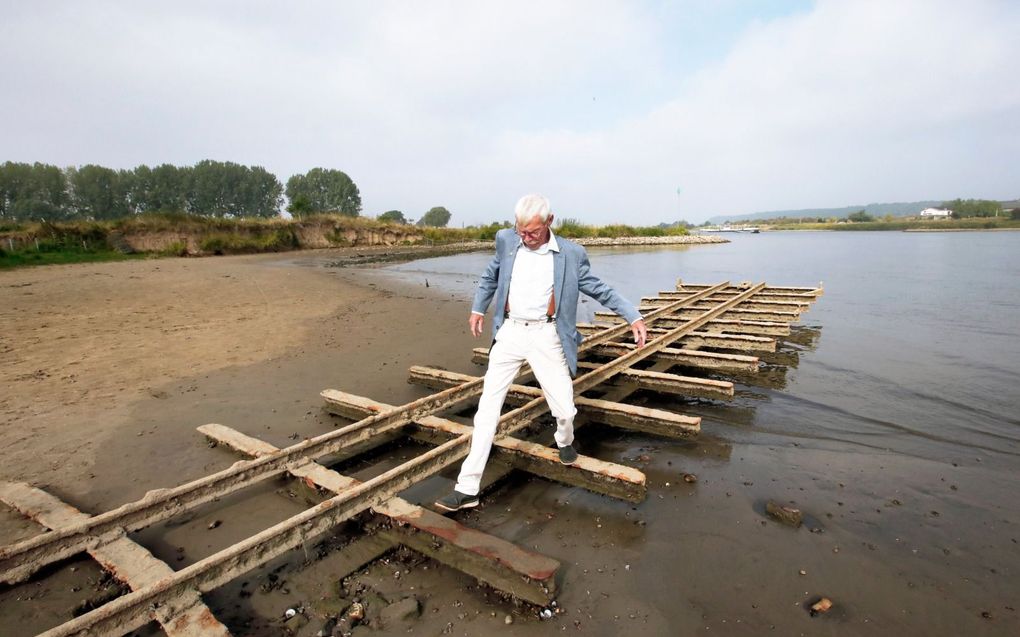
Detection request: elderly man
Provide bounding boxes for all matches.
[435,194,647,512]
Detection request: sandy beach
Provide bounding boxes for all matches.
[1,248,1016,636]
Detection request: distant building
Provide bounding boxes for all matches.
[919,208,952,218]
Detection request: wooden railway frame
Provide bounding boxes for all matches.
[0,279,822,636]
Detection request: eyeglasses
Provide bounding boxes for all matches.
[515,222,549,239]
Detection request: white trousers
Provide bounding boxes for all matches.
[454,319,577,496]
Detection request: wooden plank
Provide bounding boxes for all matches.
[473,344,759,374]
[637,306,802,323]
[643,296,809,312]
[35,285,768,637]
[0,482,230,637]
[675,282,823,296]
[406,367,700,439]
[197,424,560,606]
[589,342,760,373]
[1,284,737,587]
[573,361,734,399]
[577,324,775,353]
[320,390,648,502]
[657,290,819,303]
[592,315,792,337]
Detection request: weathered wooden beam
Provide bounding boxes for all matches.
[0,482,230,637]
[588,342,760,374]
[322,389,648,501]
[35,285,766,636]
[577,324,775,353]
[643,296,809,312]
[675,282,823,296]
[573,361,734,399]
[197,424,560,606]
[474,344,759,374]
[0,374,497,586]
[406,367,700,439]
[637,306,802,323]
[592,314,791,337]
[10,285,737,588]
[658,290,819,304]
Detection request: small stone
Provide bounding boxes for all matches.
[316,617,337,636]
[682,473,698,483]
[799,570,807,576]
[207,520,221,530]
[765,501,803,527]
[380,598,421,625]
[284,612,308,632]
[809,597,833,616]
[505,614,514,625]
[347,601,365,621]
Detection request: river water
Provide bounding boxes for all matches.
[372,230,1020,633]
[381,230,1020,467]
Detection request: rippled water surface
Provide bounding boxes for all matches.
[381,231,1020,465]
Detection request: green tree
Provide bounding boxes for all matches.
[944,198,1002,218]
[130,163,189,212]
[287,195,312,216]
[378,210,406,224]
[848,210,874,222]
[418,206,452,227]
[285,168,361,216]
[67,164,130,220]
[186,160,282,217]
[0,162,70,221]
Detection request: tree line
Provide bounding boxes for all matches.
[0,161,363,222]
[941,199,1003,218]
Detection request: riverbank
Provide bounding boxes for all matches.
[764,218,1020,232]
[575,235,726,246]
[2,238,1016,636]
[0,214,707,270]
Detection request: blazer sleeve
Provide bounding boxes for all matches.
[576,247,642,324]
[471,232,502,315]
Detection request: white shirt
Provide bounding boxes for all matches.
[473,232,559,322]
[506,232,559,321]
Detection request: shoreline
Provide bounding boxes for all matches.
[2,246,1013,635]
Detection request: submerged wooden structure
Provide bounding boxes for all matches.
[0,280,822,636]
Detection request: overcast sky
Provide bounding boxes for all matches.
[2,1,1018,224]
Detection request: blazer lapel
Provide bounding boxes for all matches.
[552,248,565,312]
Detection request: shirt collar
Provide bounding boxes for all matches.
[518,229,560,255]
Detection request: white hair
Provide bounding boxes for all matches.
[514,193,552,223]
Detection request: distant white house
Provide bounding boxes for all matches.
[919,208,952,218]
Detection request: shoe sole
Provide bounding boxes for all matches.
[434,499,479,512]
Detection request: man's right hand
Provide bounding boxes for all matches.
[469,312,485,337]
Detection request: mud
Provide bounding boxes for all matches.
[1,249,1017,636]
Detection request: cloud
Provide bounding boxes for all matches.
[492,0,1020,221]
[1,1,1017,223]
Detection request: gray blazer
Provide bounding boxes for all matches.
[471,228,641,375]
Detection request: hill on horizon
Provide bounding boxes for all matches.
[706,201,944,225]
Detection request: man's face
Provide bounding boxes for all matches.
[516,214,553,250]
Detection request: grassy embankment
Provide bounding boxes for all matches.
[768,217,1020,231]
[0,213,687,269]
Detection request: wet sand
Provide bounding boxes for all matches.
[1,250,1017,635]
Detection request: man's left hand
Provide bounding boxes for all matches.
[631,319,648,348]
